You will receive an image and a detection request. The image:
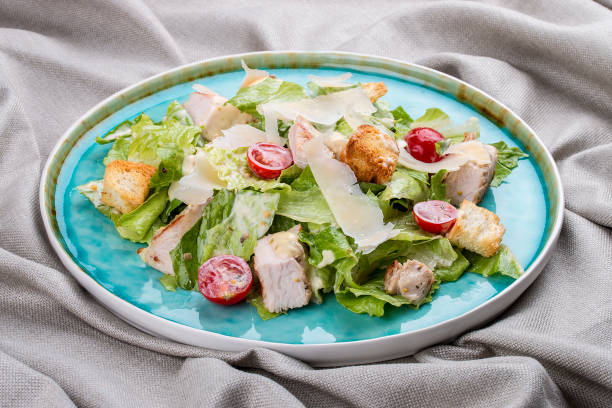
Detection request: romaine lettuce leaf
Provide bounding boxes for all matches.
[228,77,307,118]
[429,169,448,201]
[434,249,470,282]
[199,190,279,263]
[203,145,290,192]
[163,101,194,126]
[159,274,177,292]
[115,188,168,242]
[96,120,133,145]
[465,245,523,279]
[391,105,413,138]
[103,136,131,165]
[380,168,429,204]
[335,117,353,136]
[170,217,202,290]
[335,291,386,317]
[489,141,529,187]
[76,180,121,223]
[197,190,235,261]
[411,108,452,130]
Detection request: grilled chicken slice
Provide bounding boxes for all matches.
[137,203,207,275]
[253,226,311,313]
[444,143,498,206]
[384,260,434,304]
[288,115,339,167]
[183,86,251,141]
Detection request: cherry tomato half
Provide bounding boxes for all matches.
[413,200,457,234]
[198,255,253,305]
[405,127,446,163]
[247,142,293,179]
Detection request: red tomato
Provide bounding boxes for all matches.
[405,127,446,163]
[198,255,253,305]
[413,200,457,234]
[247,143,293,179]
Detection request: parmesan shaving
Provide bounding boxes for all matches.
[307,73,352,88]
[397,140,492,173]
[169,149,226,205]
[261,87,376,126]
[211,125,267,150]
[240,60,269,88]
[303,136,398,253]
[262,105,284,146]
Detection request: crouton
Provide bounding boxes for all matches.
[101,160,157,214]
[384,260,434,304]
[446,200,505,257]
[361,82,388,102]
[340,124,399,184]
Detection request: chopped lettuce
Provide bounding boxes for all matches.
[203,145,289,192]
[335,117,353,136]
[159,274,177,292]
[96,120,133,144]
[76,180,121,223]
[335,291,386,317]
[115,188,168,242]
[489,141,529,187]
[434,249,470,282]
[387,213,436,242]
[411,108,452,130]
[199,190,279,263]
[380,168,429,204]
[299,226,357,302]
[197,190,235,262]
[429,169,448,201]
[276,166,335,225]
[170,217,203,290]
[465,245,523,279]
[391,105,413,138]
[163,101,194,126]
[228,77,307,118]
[268,215,301,234]
[103,136,131,165]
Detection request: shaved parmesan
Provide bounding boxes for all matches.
[303,136,398,253]
[240,60,270,88]
[397,140,492,173]
[262,105,284,146]
[307,73,352,88]
[169,149,226,205]
[261,87,376,126]
[211,125,267,150]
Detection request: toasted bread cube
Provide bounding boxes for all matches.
[446,200,505,257]
[340,124,399,184]
[361,82,388,102]
[101,160,157,214]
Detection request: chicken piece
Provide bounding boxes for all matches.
[288,115,320,168]
[253,226,311,313]
[137,203,207,275]
[100,160,157,214]
[445,142,497,206]
[384,260,434,304]
[361,82,388,103]
[446,200,505,257]
[288,115,339,167]
[340,124,399,184]
[183,87,251,141]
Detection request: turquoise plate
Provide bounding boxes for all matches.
[41,52,563,366]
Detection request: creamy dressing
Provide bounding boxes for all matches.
[268,230,303,259]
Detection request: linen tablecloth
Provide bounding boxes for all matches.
[1,0,611,406]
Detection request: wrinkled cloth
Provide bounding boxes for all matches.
[1,0,611,406]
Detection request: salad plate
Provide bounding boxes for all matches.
[40,51,563,366]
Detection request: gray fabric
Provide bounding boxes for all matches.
[1,0,611,406]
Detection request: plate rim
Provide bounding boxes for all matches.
[39,50,564,366]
